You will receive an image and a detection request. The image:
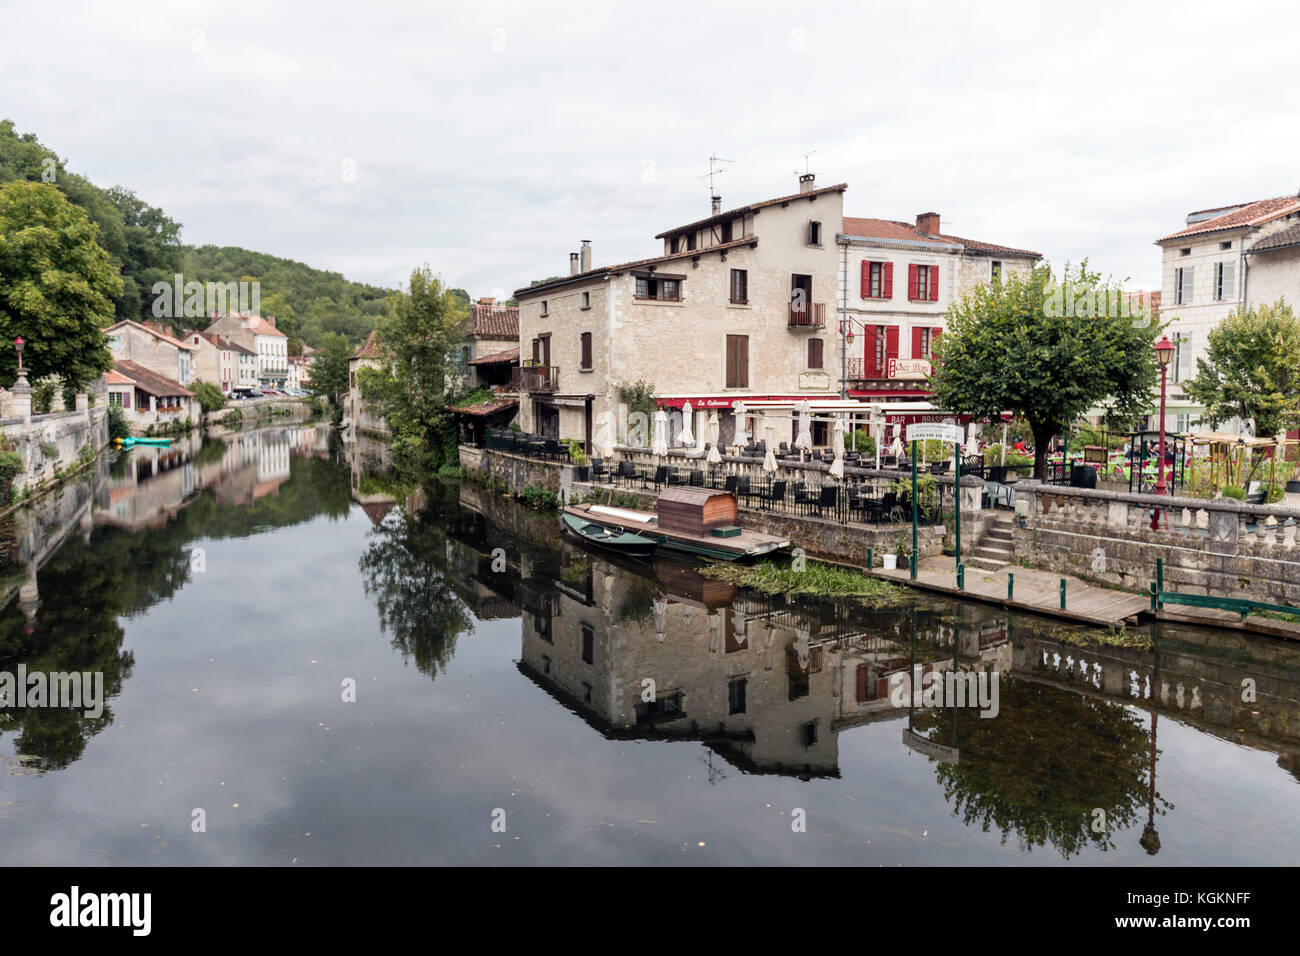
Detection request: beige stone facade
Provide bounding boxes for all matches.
[105,320,196,386]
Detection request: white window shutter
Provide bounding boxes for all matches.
[1183,265,1193,304]
[1221,261,1235,300]
[1178,331,1194,382]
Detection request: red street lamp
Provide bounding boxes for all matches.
[13,336,23,372]
[1152,335,1176,527]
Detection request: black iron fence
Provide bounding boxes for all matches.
[485,428,568,461]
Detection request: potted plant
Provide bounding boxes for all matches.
[566,439,590,481]
[1286,461,1300,495]
[882,530,908,571]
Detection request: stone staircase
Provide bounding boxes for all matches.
[965,512,1016,571]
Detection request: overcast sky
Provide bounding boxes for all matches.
[5,0,1296,297]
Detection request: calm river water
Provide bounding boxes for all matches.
[0,423,1297,865]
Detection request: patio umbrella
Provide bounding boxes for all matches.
[731,608,747,644]
[1000,422,1008,467]
[708,610,720,654]
[653,595,667,642]
[593,411,615,459]
[794,400,813,458]
[762,415,777,473]
[731,400,749,453]
[830,415,846,479]
[652,408,669,458]
[707,411,722,465]
[888,434,903,458]
[678,402,694,449]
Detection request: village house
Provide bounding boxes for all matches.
[187,331,238,394]
[512,174,1038,450]
[462,297,520,390]
[346,331,388,436]
[204,312,289,388]
[107,361,197,429]
[1156,192,1300,434]
[105,320,197,386]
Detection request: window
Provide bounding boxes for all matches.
[728,678,747,716]
[1173,331,1194,383]
[809,220,822,245]
[581,291,591,309]
[807,338,823,369]
[540,300,548,316]
[912,326,941,360]
[720,220,733,243]
[860,261,893,299]
[581,625,594,664]
[862,325,898,377]
[634,276,682,301]
[725,334,749,388]
[459,346,470,367]
[729,269,748,305]
[1220,241,1233,250]
[1176,266,1193,305]
[1215,261,1235,301]
[109,391,124,407]
[1180,248,1192,257]
[991,260,1002,282]
[908,264,938,302]
[580,332,592,371]
[802,720,818,747]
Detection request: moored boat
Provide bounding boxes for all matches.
[114,436,173,447]
[560,508,660,558]
[563,489,790,562]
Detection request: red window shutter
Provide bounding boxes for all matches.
[882,262,893,299]
[907,264,919,301]
[863,325,878,375]
[856,665,869,703]
[911,327,924,360]
[860,260,871,298]
[929,265,939,301]
[885,325,899,360]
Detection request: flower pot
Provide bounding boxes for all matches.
[882,554,899,570]
[1286,480,1300,494]
[573,465,590,482]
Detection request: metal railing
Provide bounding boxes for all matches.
[788,302,825,329]
[511,366,559,392]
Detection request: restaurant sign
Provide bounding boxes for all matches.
[888,358,932,380]
[906,422,964,445]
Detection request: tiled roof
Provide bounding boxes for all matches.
[107,320,198,350]
[469,302,519,338]
[113,360,194,397]
[1248,222,1300,254]
[447,397,519,417]
[1158,195,1300,242]
[515,236,759,298]
[840,217,1040,258]
[467,346,519,366]
[207,312,288,338]
[654,183,849,239]
[352,330,383,360]
[105,370,133,385]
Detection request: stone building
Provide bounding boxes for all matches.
[513,174,1038,450]
[461,297,520,390]
[345,330,388,436]
[105,320,196,387]
[1156,193,1300,434]
[107,361,197,429]
[204,312,289,388]
[186,331,238,394]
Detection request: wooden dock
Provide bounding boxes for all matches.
[874,556,1151,628]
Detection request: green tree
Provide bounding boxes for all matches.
[106,186,183,322]
[309,331,352,410]
[929,263,1160,480]
[190,380,227,414]
[1185,301,1300,436]
[0,181,121,388]
[358,266,468,474]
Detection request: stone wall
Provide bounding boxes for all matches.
[1,406,109,495]
[1014,480,1300,605]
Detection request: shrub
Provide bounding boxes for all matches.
[850,429,876,455]
[190,380,227,414]
[565,438,589,466]
[1222,485,1246,500]
[107,404,130,441]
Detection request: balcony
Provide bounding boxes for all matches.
[788,302,825,329]
[512,365,560,392]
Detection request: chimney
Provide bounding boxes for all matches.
[569,252,580,276]
[711,194,722,215]
[916,212,940,236]
[479,296,496,306]
[799,173,816,194]
[266,314,276,328]
[579,240,592,273]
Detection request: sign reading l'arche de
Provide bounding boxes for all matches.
[906,422,964,445]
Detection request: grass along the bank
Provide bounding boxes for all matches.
[701,558,912,607]
[1035,622,1154,650]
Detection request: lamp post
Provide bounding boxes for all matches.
[1153,336,1175,496]
[13,336,23,372]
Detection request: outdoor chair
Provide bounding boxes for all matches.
[761,480,787,510]
[616,459,637,487]
[688,469,704,487]
[591,457,608,481]
[816,485,839,518]
[651,465,669,490]
[734,476,751,505]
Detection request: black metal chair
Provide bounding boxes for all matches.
[590,457,607,482]
[651,464,669,490]
[688,469,704,487]
[734,476,751,506]
[816,485,839,518]
[761,479,787,510]
[617,459,637,487]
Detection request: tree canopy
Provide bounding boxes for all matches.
[929,263,1160,480]
[1184,300,1300,437]
[308,330,353,409]
[0,181,120,388]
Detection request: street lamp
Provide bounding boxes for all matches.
[13,336,23,372]
[1153,335,1175,497]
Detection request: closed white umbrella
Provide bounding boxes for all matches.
[731,400,748,453]
[678,401,694,449]
[593,411,615,459]
[794,400,813,458]
[707,411,722,465]
[830,415,846,479]
[888,433,903,458]
[762,415,777,473]
[654,595,667,642]
[652,408,669,458]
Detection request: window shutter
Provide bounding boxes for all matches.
[1182,265,1194,304]
[929,265,939,301]
[808,339,823,369]
[882,262,894,298]
[911,326,925,359]
[1221,262,1235,300]
[907,264,919,301]
[863,325,878,375]
[931,327,942,359]
[738,335,748,387]
[581,332,592,369]
[861,260,871,298]
[1178,332,1193,381]
[885,325,899,360]
[532,338,540,363]
[856,664,869,703]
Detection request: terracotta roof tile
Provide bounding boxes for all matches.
[1247,222,1300,254]
[654,183,848,239]
[352,330,383,360]
[447,397,519,417]
[107,319,198,350]
[1158,195,1300,242]
[112,360,194,398]
[105,370,133,385]
[467,346,519,366]
[515,237,758,297]
[840,217,1040,258]
[469,303,519,338]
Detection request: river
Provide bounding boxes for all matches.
[0,423,1296,865]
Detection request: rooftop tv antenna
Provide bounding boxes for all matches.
[795,150,818,176]
[699,153,734,195]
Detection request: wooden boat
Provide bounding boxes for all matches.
[560,509,660,558]
[562,489,790,562]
